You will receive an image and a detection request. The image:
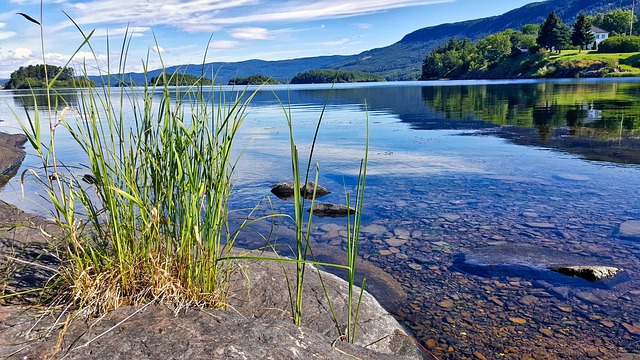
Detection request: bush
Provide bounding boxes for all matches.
[598,36,640,53]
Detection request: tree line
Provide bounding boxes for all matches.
[149,73,212,86]
[290,69,386,84]
[421,8,640,80]
[4,64,95,89]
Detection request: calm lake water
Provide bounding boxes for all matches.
[1,79,640,359]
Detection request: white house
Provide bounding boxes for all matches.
[588,26,609,50]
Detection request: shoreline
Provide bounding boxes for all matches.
[0,131,422,359]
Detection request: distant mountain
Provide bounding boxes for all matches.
[89,0,633,84]
[90,56,353,86]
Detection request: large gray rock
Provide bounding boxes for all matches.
[618,220,640,240]
[549,265,624,282]
[228,256,421,359]
[2,305,414,360]
[0,132,27,187]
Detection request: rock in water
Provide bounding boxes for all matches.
[548,265,623,282]
[617,220,640,241]
[309,203,355,218]
[270,181,331,200]
[301,181,331,198]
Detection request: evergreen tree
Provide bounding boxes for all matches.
[538,11,561,50]
[572,13,595,51]
[552,24,572,52]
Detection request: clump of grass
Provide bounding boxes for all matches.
[16,14,260,314]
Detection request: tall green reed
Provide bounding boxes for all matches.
[273,92,369,342]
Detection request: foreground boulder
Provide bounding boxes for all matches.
[2,305,416,360]
[549,265,624,282]
[228,257,421,358]
[271,181,331,200]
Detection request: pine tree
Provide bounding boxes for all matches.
[552,24,572,52]
[572,13,595,51]
[538,11,561,50]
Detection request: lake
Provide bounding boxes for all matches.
[1,79,640,359]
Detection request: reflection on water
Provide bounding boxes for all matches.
[8,89,80,110]
[1,80,640,358]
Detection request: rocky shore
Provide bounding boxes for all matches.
[0,132,421,359]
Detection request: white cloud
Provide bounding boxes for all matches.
[92,26,151,38]
[210,0,451,25]
[152,45,164,53]
[320,38,350,46]
[208,40,241,49]
[13,48,33,59]
[354,23,372,29]
[61,0,451,31]
[230,27,271,40]
[0,31,16,40]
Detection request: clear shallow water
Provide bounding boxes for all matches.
[2,80,640,358]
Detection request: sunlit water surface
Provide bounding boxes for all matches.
[1,80,640,359]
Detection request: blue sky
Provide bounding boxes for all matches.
[0,0,536,78]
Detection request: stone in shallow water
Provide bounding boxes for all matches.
[441,214,460,222]
[308,203,355,218]
[385,238,407,247]
[525,222,555,229]
[617,220,640,240]
[548,266,623,282]
[555,174,591,181]
[360,224,388,236]
[270,181,331,200]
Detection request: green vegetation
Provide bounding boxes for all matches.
[4,64,95,89]
[588,9,638,36]
[228,74,280,85]
[421,7,640,80]
[149,72,212,86]
[421,38,477,79]
[291,69,385,84]
[599,36,640,53]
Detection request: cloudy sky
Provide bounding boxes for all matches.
[0,0,535,78]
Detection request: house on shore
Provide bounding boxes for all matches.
[588,26,609,50]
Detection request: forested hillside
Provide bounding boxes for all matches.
[333,0,635,80]
[88,0,634,84]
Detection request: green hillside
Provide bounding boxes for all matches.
[88,0,635,84]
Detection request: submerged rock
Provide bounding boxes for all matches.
[455,244,627,286]
[549,265,624,282]
[270,181,331,200]
[309,202,355,218]
[617,220,640,241]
